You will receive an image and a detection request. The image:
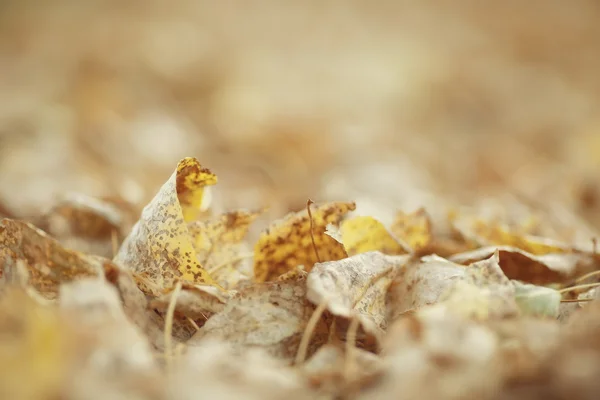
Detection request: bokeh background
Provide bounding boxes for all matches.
[1,0,600,232]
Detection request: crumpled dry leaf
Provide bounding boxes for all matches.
[450,245,598,285]
[169,339,314,400]
[340,216,410,256]
[33,193,137,258]
[0,218,104,299]
[58,278,157,376]
[307,251,408,336]
[114,157,219,296]
[189,275,325,361]
[102,262,165,350]
[437,253,520,320]
[254,201,355,282]
[386,255,465,321]
[188,209,260,289]
[150,283,231,321]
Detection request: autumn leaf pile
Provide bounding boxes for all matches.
[2,156,600,400]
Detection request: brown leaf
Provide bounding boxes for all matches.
[450,245,598,285]
[253,201,355,282]
[114,157,219,296]
[189,275,325,361]
[33,193,137,258]
[307,251,408,336]
[0,218,104,299]
[149,283,230,321]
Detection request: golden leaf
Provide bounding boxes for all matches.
[340,216,410,256]
[188,209,260,288]
[114,157,219,295]
[253,201,355,282]
[390,208,432,251]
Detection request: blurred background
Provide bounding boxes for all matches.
[1,0,600,231]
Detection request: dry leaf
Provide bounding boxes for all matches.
[307,251,408,336]
[189,275,325,361]
[0,218,104,299]
[58,278,157,375]
[390,208,433,251]
[188,209,260,289]
[340,216,410,256]
[33,193,136,258]
[254,201,356,282]
[450,245,597,285]
[386,255,466,321]
[150,283,230,321]
[114,157,219,295]
[513,281,561,318]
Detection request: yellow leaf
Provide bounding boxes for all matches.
[175,157,218,222]
[188,209,261,288]
[115,157,219,295]
[253,201,355,282]
[340,216,410,256]
[390,208,432,251]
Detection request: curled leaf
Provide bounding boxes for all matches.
[189,276,325,361]
[33,193,136,258]
[450,246,597,285]
[307,251,407,335]
[386,255,465,321]
[114,157,219,295]
[253,201,356,282]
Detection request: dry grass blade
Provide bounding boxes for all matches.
[307,199,322,263]
[164,280,183,373]
[295,299,328,366]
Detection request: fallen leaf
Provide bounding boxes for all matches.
[390,208,432,251]
[58,278,157,375]
[437,253,519,320]
[386,255,465,321]
[513,281,561,318]
[307,251,408,336]
[0,218,104,299]
[114,157,219,295]
[450,245,598,285]
[189,275,326,361]
[188,209,260,288]
[253,201,355,282]
[340,216,410,256]
[150,283,230,321]
[33,193,137,258]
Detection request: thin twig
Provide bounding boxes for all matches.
[307,199,322,263]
